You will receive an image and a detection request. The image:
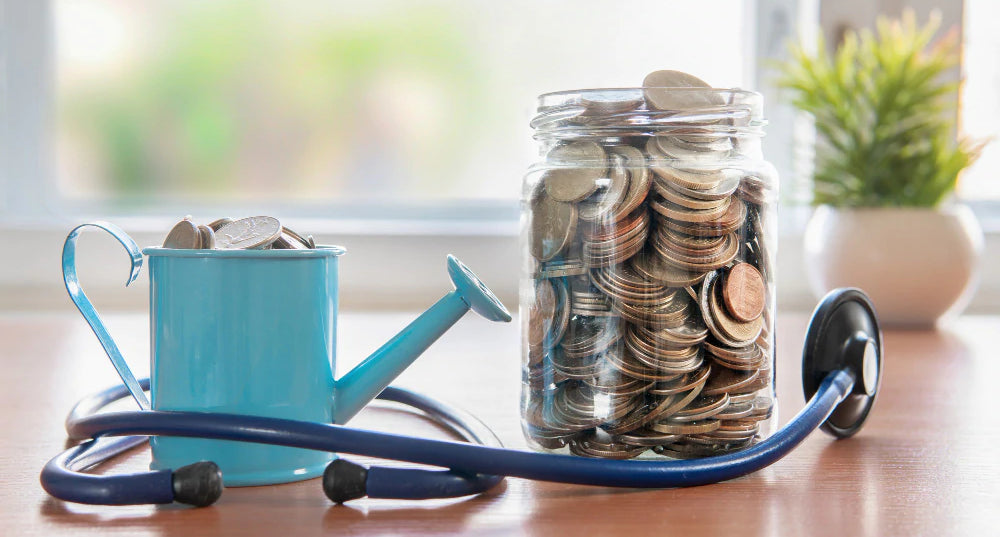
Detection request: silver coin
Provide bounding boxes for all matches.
[580,89,644,116]
[163,219,202,249]
[544,142,607,202]
[281,226,312,248]
[216,216,282,249]
[207,217,235,231]
[197,225,216,249]
[642,70,723,111]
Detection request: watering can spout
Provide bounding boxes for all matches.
[332,255,510,424]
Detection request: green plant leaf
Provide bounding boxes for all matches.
[775,8,982,207]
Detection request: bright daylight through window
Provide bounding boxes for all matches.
[54,0,748,212]
[960,0,1000,202]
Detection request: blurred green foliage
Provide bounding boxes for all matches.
[777,10,982,207]
[61,1,482,199]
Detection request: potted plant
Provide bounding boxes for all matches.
[778,10,984,328]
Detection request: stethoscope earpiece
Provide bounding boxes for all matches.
[801,288,883,439]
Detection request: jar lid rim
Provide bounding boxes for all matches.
[537,87,760,99]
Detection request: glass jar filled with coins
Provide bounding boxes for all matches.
[520,70,778,459]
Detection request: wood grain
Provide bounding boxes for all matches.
[1,311,997,536]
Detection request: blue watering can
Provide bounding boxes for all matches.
[62,222,511,486]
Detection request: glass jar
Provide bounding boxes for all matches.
[520,87,778,459]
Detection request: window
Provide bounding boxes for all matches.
[960,0,1000,202]
[49,0,752,218]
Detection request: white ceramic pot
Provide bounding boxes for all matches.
[803,204,984,328]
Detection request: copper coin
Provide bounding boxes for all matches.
[709,277,763,345]
[723,263,766,322]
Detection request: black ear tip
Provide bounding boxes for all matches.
[323,459,368,503]
[172,461,224,507]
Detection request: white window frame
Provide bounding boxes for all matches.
[1,0,997,313]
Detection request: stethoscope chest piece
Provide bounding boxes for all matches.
[802,288,883,438]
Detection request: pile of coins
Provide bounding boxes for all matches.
[162,216,315,250]
[523,70,775,459]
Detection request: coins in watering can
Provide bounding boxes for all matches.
[161,216,316,251]
[216,216,282,249]
[523,69,775,458]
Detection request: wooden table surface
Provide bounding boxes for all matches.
[1,310,998,536]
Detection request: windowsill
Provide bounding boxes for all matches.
[2,202,999,314]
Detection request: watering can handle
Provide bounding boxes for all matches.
[62,222,150,409]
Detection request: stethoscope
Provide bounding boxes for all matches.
[41,287,882,508]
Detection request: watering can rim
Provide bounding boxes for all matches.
[142,245,347,258]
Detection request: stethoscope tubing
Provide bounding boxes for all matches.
[42,368,855,505]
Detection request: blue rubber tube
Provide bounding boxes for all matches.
[42,370,854,505]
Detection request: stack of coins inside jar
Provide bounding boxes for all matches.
[521,70,778,459]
